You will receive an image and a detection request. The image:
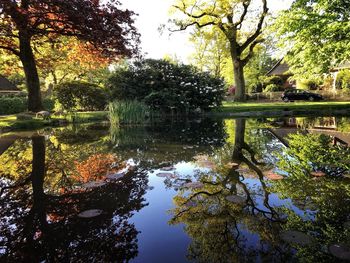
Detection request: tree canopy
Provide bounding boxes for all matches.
[169,0,269,101]
[274,0,350,78]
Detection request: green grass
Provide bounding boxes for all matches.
[66,111,108,123]
[219,101,350,113]
[0,111,108,132]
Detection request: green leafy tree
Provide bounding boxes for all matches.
[274,0,350,78]
[169,0,269,101]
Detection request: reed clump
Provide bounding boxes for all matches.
[108,100,150,126]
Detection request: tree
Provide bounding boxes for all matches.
[274,0,350,78]
[188,28,232,80]
[169,0,269,101]
[0,0,139,111]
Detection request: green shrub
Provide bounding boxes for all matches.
[55,81,108,111]
[248,80,264,93]
[264,84,281,92]
[107,59,225,113]
[0,97,26,115]
[262,75,284,87]
[336,69,350,90]
[43,98,55,111]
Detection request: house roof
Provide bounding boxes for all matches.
[0,75,20,92]
[266,58,292,76]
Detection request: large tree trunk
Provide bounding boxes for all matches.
[232,118,246,160]
[31,136,46,204]
[19,32,43,112]
[229,41,246,102]
[233,59,246,102]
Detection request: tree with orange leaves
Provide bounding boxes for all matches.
[0,0,139,111]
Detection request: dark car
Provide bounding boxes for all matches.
[281,89,323,102]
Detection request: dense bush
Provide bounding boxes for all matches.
[55,81,108,111]
[336,69,350,90]
[107,59,225,112]
[261,75,284,91]
[0,97,26,115]
[264,84,281,92]
[0,96,55,115]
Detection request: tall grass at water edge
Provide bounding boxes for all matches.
[108,100,150,126]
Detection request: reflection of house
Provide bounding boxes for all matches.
[268,117,350,147]
[0,75,20,94]
[266,59,296,89]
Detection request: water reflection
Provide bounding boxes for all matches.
[0,116,349,262]
[0,134,148,262]
[168,118,350,262]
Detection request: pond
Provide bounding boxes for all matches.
[0,116,350,262]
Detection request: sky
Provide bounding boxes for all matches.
[120,0,294,63]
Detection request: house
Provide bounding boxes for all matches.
[329,61,350,90]
[0,75,20,94]
[266,58,296,89]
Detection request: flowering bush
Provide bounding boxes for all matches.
[107,59,225,112]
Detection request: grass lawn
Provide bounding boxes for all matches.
[219,101,350,113]
[0,111,108,132]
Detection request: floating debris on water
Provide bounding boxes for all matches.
[328,244,350,260]
[156,173,177,179]
[183,182,204,189]
[226,195,246,204]
[184,200,197,207]
[280,230,314,246]
[226,162,239,169]
[78,209,103,219]
[106,172,125,180]
[310,171,326,177]
[161,166,175,171]
[265,172,284,180]
[81,181,107,189]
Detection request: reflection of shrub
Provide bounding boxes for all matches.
[264,84,280,92]
[107,59,225,112]
[55,81,108,111]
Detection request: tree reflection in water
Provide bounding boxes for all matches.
[0,135,148,262]
[169,119,350,262]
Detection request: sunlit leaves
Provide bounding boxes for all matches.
[274,0,350,78]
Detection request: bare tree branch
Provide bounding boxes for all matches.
[240,0,268,52]
[169,20,217,32]
[234,0,251,28]
[242,39,264,66]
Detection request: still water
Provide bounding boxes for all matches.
[0,116,350,262]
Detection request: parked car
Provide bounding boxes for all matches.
[281,89,323,102]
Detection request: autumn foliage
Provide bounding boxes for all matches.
[0,0,139,111]
[74,154,125,183]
